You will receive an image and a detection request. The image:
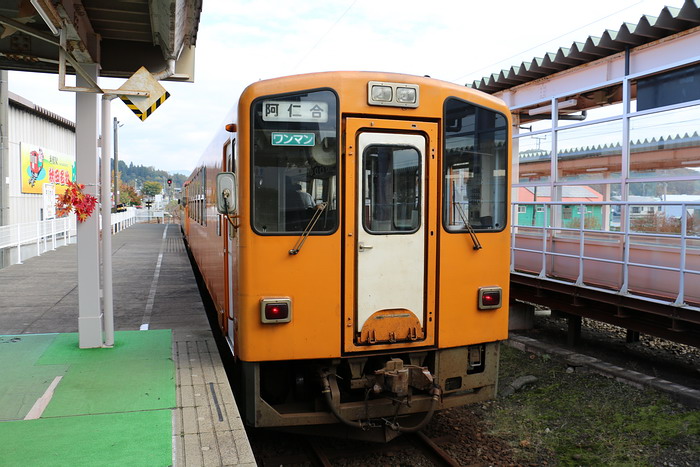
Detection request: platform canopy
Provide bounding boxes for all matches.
[0,0,201,81]
[469,0,700,94]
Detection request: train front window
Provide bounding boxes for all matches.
[252,90,338,234]
[362,145,421,233]
[443,98,508,232]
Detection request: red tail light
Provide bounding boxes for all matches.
[265,303,288,320]
[260,298,292,323]
[478,287,502,310]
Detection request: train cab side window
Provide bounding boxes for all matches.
[443,98,508,232]
[251,89,338,234]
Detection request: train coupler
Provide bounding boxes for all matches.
[373,358,434,398]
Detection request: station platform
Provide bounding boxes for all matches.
[0,223,256,467]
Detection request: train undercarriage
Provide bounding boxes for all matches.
[233,342,500,442]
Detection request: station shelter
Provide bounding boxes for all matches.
[0,1,202,348]
[471,0,700,344]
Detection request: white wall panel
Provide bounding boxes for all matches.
[7,102,75,224]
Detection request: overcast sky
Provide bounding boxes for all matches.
[7,0,683,175]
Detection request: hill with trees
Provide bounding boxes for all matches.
[115,160,187,191]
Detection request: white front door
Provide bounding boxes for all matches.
[356,132,426,336]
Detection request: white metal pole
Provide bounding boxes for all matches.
[577,204,584,286]
[675,203,688,306]
[114,117,120,207]
[101,96,114,347]
[16,223,21,264]
[76,64,103,349]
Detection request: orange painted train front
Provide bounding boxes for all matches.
[184,71,510,440]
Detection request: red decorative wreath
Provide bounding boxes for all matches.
[56,181,98,223]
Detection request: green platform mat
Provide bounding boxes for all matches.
[38,330,176,417]
[0,330,175,467]
[0,334,67,421]
[0,410,172,467]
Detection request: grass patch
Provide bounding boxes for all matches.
[488,346,700,466]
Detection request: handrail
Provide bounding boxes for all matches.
[0,216,75,266]
[511,200,700,308]
[0,207,139,268]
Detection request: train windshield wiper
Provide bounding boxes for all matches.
[453,201,482,251]
[289,202,328,255]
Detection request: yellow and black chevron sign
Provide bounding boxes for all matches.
[120,91,170,121]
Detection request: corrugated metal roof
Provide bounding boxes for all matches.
[518,131,700,161]
[469,0,700,94]
[8,91,75,130]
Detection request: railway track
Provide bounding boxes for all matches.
[405,432,468,467]
[245,321,700,466]
[250,429,475,467]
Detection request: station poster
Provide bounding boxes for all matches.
[20,143,75,195]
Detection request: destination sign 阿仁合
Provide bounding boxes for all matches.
[262,101,328,123]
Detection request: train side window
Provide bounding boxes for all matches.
[443,98,508,232]
[251,89,339,235]
[202,167,207,226]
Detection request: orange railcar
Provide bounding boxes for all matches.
[184,71,510,440]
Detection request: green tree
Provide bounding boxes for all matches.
[119,181,141,206]
[141,181,163,198]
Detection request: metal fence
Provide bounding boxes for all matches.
[133,208,177,224]
[0,216,76,265]
[0,207,144,267]
[511,201,700,310]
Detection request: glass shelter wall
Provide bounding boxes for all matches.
[511,61,700,307]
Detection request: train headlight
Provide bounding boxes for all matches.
[260,298,292,324]
[370,85,392,102]
[478,287,502,310]
[396,87,417,104]
[368,81,419,108]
